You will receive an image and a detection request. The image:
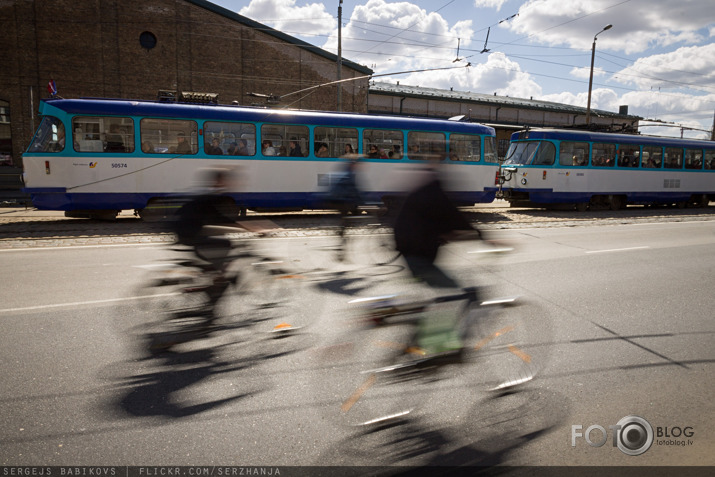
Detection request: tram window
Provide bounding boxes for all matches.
[140,118,197,154]
[260,124,309,157]
[204,121,255,156]
[313,126,358,158]
[591,143,616,167]
[407,131,446,160]
[28,116,66,153]
[684,149,703,170]
[664,147,683,169]
[642,146,662,168]
[449,134,481,162]
[559,142,589,166]
[484,136,498,163]
[363,129,403,159]
[504,141,537,165]
[532,141,555,165]
[618,144,640,167]
[704,150,715,170]
[72,116,134,153]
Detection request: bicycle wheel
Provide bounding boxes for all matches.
[314,316,428,428]
[464,298,551,393]
[219,250,322,335]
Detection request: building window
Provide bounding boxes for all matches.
[140,32,157,50]
[0,100,11,165]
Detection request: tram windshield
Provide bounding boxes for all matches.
[504,141,538,165]
[27,116,66,153]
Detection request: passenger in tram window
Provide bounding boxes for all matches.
[227,142,238,155]
[236,139,250,155]
[390,145,402,159]
[105,124,125,152]
[176,132,192,155]
[344,143,355,156]
[278,145,287,156]
[316,142,329,157]
[206,137,223,155]
[368,144,380,158]
[141,141,155,153]
[262,140,276,156]
[288,138,303,157]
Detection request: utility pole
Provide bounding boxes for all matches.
[337,0,343,112]
[586,24,612,125]
[711,109,715,141]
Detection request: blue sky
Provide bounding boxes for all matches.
[209,0,715,138]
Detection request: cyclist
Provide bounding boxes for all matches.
[393,162,481,355]
[325,159,365,261]
[171,168,253,325]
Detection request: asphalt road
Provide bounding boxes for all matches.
[0,216,713,469]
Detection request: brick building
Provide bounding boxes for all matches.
[0,0,372,166]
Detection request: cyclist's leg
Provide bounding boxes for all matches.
[193,236,233,322]
[402,255,465,354]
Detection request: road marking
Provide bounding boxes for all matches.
[586,246,650,254]
[0,293,176,314]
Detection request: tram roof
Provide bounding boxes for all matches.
[40,98,496,135]
[512,128,715,148]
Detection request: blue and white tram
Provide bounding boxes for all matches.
[22,97,499,219]
[495,128,715,210]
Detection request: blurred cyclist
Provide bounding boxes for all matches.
[325,159,365,261]
[174,168,239,280]
[393,161,481,354]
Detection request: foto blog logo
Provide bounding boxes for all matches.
[571,415,654,456]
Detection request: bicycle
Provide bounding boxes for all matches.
[132,231,318,353]
[319,204,402,267]
[310,243,552,429]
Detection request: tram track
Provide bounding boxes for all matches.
[0,203,713,249]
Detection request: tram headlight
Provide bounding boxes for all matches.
[521,178,527,185]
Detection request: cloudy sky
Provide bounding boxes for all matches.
[210,0,715,139]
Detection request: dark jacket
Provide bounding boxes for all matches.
[174,194,234,244]
[393,177,474,262]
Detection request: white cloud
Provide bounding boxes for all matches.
[474,0,509,10]
[570,66,606,80]
[506,0,715,54]
[380,51,542,98]
[323,0,472,70]
[612,43,715,93]
[238,0,336,37]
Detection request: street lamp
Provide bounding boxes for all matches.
[586,24,612,125]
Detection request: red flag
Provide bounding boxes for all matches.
[47,79,57,96]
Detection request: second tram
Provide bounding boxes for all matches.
[496,128,715,210]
